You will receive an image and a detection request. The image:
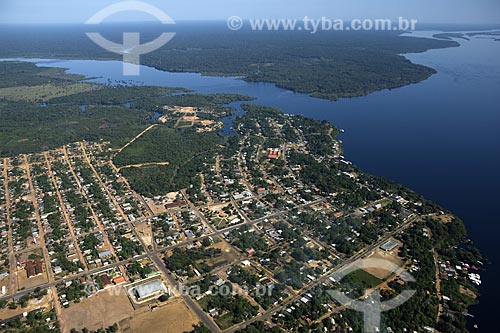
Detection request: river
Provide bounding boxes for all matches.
[4,30,500,331]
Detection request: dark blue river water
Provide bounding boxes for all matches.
[5,31,499,331]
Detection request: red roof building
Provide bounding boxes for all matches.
[268,148,281,159]
[113,276,126,285]
[26,260,43,278]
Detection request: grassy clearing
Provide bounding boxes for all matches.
[343,269,383,289]
[0,83,95,101]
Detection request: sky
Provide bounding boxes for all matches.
[0,0,499,24]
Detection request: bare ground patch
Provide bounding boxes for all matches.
[459,285,477,300]
[135,221,153,248]
[363,247,403,280]
[120,299,199,333]
[208,241,241,265]
[60,289,134,332]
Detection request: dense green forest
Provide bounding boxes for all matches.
[115,126,221,195]
[0,100,147,155]
[0,23,458,100]
[113,127,220,167]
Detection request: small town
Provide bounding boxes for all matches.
[0,105,482,333]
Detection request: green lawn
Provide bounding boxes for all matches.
[343,269,383,290]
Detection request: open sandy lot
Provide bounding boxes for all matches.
[144,198,168,216]
[135,221,153,247]
[121,299,199,333]
[363,247,404,280]
[60,288,134,332]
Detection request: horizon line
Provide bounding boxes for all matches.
[0,20,499,26]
